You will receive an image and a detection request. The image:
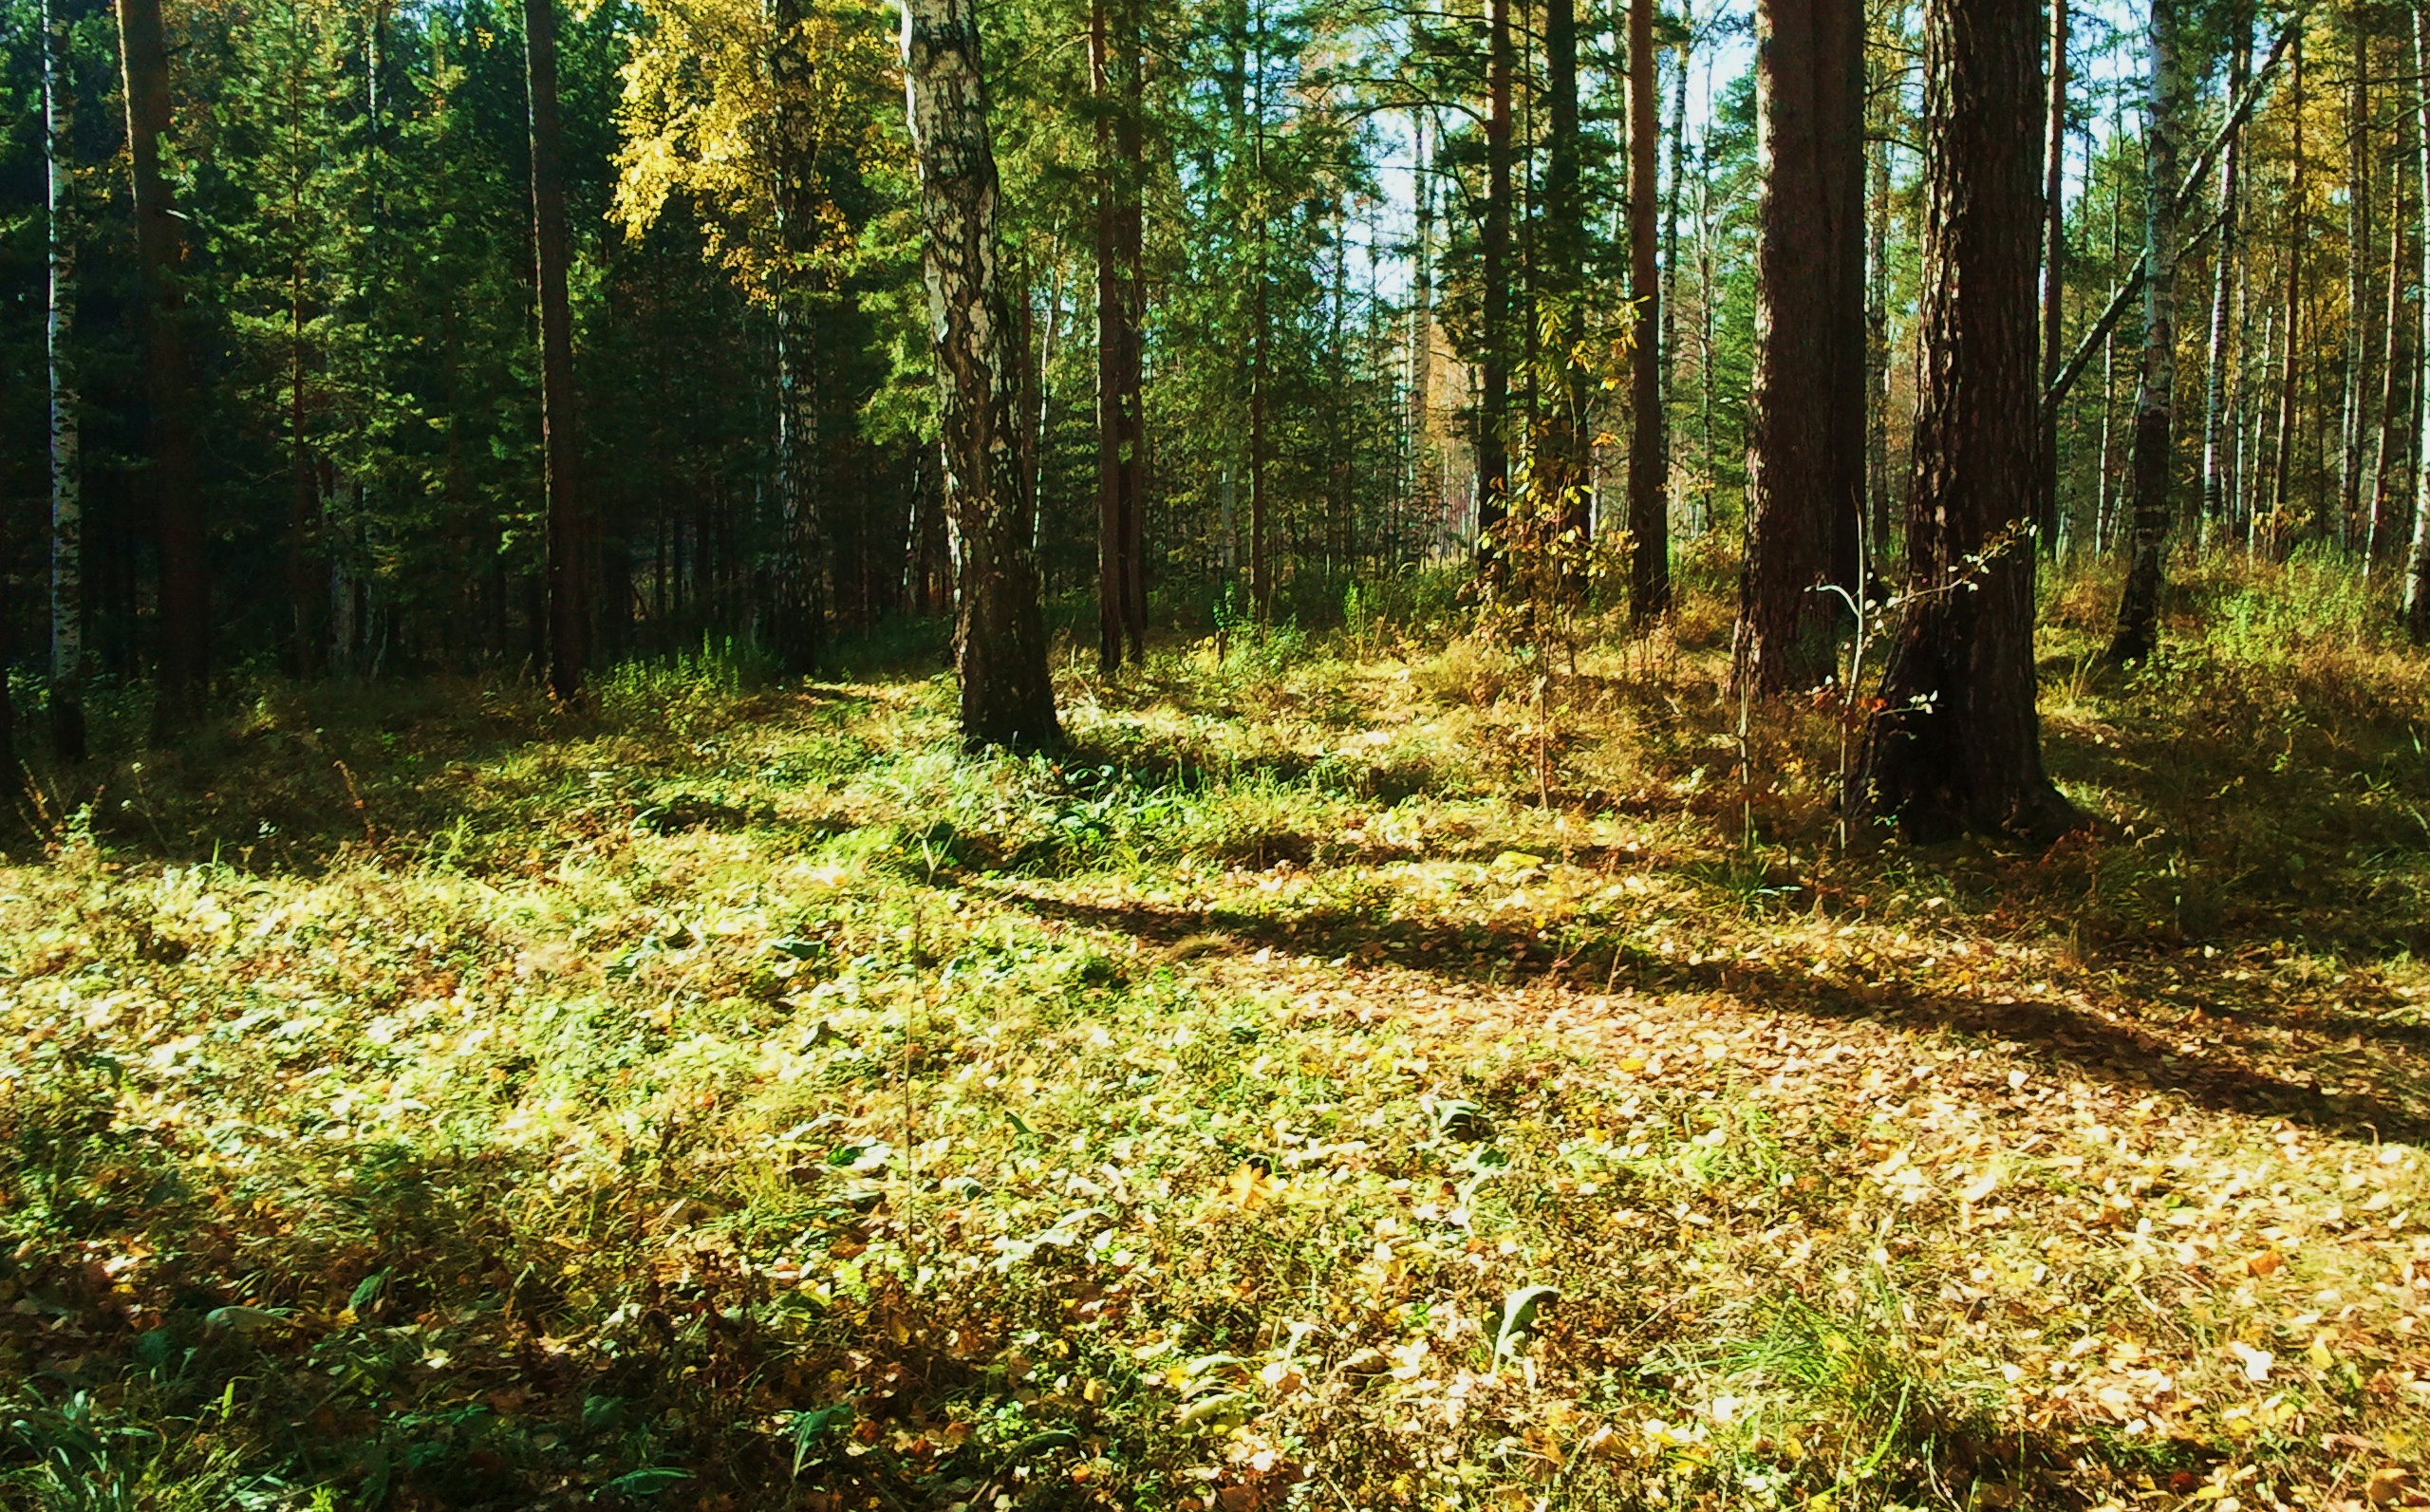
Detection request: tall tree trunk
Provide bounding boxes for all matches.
[2340,5,2373,547]
[117,0,207,737]
[2106,0,2184,663]
[1477,0,1514,563]
[1409,110,1436,559]
[2370,88,2411,568]
[1094,0,1146,669]
[1851,0,2077,841]
[2271,37,2306,552]
[2200,15,2251,549]
[901,0,1061,746]
[1660,9,1689,534]
[1736,0,1865,689]
[1627,0,1669,620]
[2404,6,2430,637]
[46,0,85,762]
[1116,0,1146,657]
[1865,41,1894,562]
[770,0,829,673]
[523,0,587,701]
[2035,0,2067,552]
[1542,0,1592,551]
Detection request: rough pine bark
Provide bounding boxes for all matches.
[1094,0,1146,669]
[1627,0,1669,620]
[902,0,1061,748]
[46,0,85,761]
[117,0,207,737]
[1865,79,1893,558]
[2369,103,2411,566]
[1476,0,1514,562]
[1409,113,1435,556]
[769,0,830,673]
[2036,0,2066,551]
[1736,0,1866,691]
[524,0,587,702]
[1850,0,2078,843]
[2106,0,2183,665]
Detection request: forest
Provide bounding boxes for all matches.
[3,0,2430,1504]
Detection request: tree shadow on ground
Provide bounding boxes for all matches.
[985,886,2430,1147]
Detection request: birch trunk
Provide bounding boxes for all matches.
[2403,7,2430,637]
[46,0,85,761]
[2106,0,2183,664]
[901,0,1061,745]
[2200,15,2250,549]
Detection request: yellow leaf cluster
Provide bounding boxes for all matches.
[612,0,895,291]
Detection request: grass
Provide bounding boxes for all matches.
[2,554,2429,1511]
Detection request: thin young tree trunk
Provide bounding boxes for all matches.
[2107,0,2184,663]
[2036,0,2067,551]
[2340,5,2373,548]
[1660,8,1689,534]
[286,19,326,683]
[524,0,587,701]
[117,0,207,737]
[1627,0,1669,621]
[2246,302,2274,550]
[1543,0,1592,551]
[901,0,1061,744]
[1736,0,1866,689]
[1091,0,1146,664]
[2371,85,2411,568]
[1409,111,1435,559]
[2271,37,2306,554]
[2200,14,2251,551]
[1865,33,1893,562]
[1477,0,1514,565]
[46,0,85,761]
[2403,6,2430,636]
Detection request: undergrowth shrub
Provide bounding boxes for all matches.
[595,636,779,737]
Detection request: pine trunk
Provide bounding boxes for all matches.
[1737,0,1866,690]
[2035,0,2067,551]
[524,0,587,701]
[902,0,1061,747]
[1851,0,2077,842]
[117,0,207,737]
[2108,0,2183,665]
[1409,113,1435,558]
[1627,0,1669,620]
[1477,0,1514,563]
[1094,0,1147,669]
[768,0,831,672]
[1543,0,1592,551]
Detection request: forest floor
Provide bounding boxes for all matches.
[3,555,2430,1512]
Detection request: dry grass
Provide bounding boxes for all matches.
[1,556,2427,1511]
